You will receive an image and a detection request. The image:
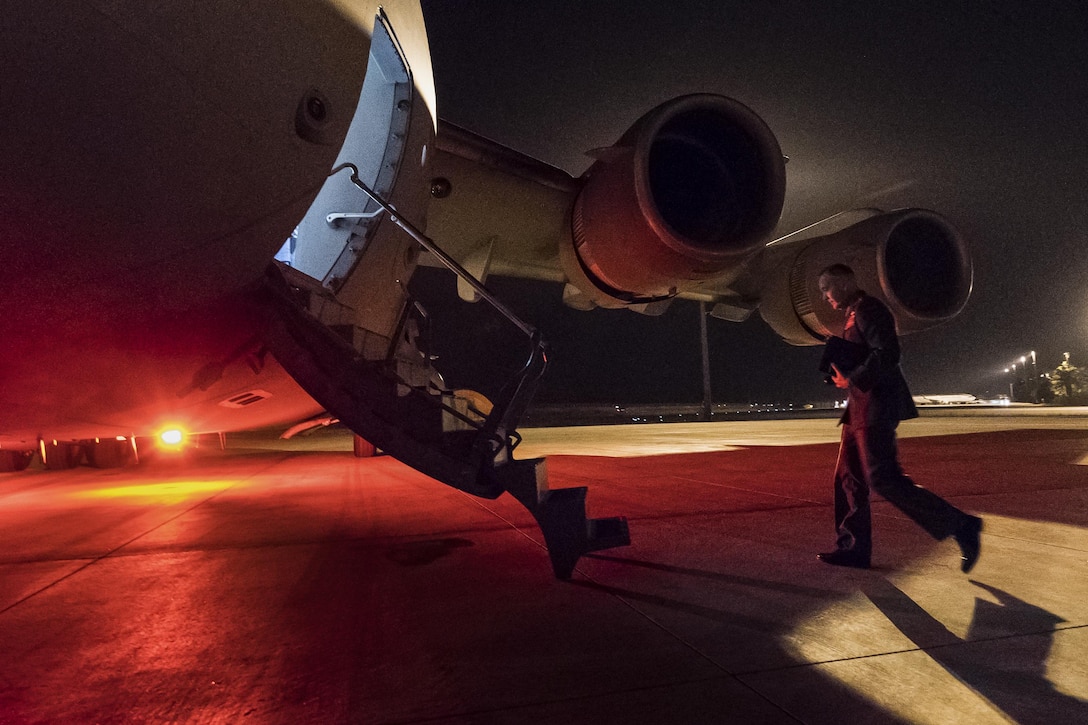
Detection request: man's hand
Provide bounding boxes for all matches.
[830,363,850,390]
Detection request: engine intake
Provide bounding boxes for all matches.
[561,94,785,307]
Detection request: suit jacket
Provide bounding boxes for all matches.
[839,292,918,426]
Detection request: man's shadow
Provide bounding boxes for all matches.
[864,579,1088,725]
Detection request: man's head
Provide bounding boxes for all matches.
[817,264,859,310]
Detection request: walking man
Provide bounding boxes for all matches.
[816,263,982,572]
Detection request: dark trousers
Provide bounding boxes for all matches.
[833,419,966,556]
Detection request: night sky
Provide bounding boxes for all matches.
[415,1,1088,405]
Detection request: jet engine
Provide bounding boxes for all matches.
[757,209,973,345]
[559,94,786,308]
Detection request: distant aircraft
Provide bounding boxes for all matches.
[0,1,971,577]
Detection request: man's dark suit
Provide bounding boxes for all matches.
[832,292,969,559]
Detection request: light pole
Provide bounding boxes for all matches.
[699,301,712,419]
[1019,355,1030,403]
[1030,350,1038,402]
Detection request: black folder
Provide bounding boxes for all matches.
[819,335,868,376]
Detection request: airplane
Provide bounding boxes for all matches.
[0,1,972,578]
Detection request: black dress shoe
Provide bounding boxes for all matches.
[954,515,983,573]
[817,550,870,569]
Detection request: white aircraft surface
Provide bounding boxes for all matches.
[0,1,972,576]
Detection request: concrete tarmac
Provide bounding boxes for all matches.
[1,408,1086,723]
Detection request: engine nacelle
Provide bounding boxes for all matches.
[560,94,786,308]
[758,209,973,345]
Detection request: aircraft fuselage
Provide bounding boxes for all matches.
[1,1,436,448]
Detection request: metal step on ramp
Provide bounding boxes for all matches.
[256,265,629,577]
[496,458,630,579]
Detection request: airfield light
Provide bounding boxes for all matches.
[159,428,185,447]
